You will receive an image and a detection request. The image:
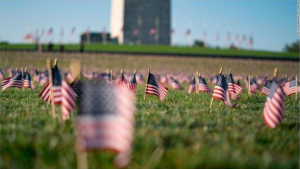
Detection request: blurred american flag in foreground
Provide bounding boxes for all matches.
[76,83,135,168]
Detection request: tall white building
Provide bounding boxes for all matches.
[110,0,171,45]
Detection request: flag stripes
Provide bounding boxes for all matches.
[263,82,285,128]
[62,80,76,121]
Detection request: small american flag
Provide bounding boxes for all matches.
[61,79,76,121]
[212,74,231,106]
[282,79,300,96]
[188,77,196,94]
[145,73,168,101]
[117,73,127,85]
[38,65,62,104]
[234,80,243,95]
[22,72,32,89]
[227,73,237,100]
[76,83,135,168]
[185,29,191,36]
[127,74,137,92]
[261,80,273,96]
[2,71,23,91]
[250,78,259,94]
[263,81,285,128]
[1,77,12,89]
[198,76,211,94]
[170,77,184,90]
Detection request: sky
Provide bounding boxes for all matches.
[0,0,298,52]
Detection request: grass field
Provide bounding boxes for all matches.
[0,51,299,169]
[0,43,298,60]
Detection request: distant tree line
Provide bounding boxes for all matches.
[284,40,299,52]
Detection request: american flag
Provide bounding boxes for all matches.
[76,83,135,168]
[127,74,137,92]
[282,79,300,96]
[185,29,191,36]
[23,72,32,89]
[62,79,76,121]
[250,78,259,94]
[234,79,243,95]
[261,80,273,96]
[136,74,144,84]
[47,28,53,35]
[2,71,23,91]
[70,81,81,97]
[145,73,168,101]
[117,72,127,85]
[198,76,211,94]
[24,33,32,41]
[71,27,76,35]
[133,28,139,36]
[170,77,184,90]
[1,77,12,89]
[188,77,196,94]
[227,73,237,100]
[212,74,231,106]
[38,65,62,104]
[149,27,157,35]
[263,81,285,128]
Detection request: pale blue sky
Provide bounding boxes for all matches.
[0,0,298,52]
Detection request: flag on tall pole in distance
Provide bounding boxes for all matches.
[61,79,76,121]
[39,63,62,104]
[198,75,211,94]
[149,27,157,35]
[227,72,237,100]
[227,32,231,41]
[76,83,135,168]
[2,71,23,91]
[212,74,231,106]
[47,28,53,35]
[261,80,273,96]
[170,77,184,90]
[145,73,168,101]
[262,81,285,128]
[170,29,174,35]
[23,33,32,41]
[188,77,196,94]
[71,27,76,35]
[248,36,253,48]
[127,73,137,92]
[185,29,191,36]
[234,79,243,95]
[23,72,32,89]
[133,28,139,36]
[282,79,300,96]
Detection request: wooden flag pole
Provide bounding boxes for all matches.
[76,142,88,169]
[209,67,223,108]
[144,69,150,100]
[273,67,278,80]
[196,71,199,94]
[134,69,136,75]
[70,60,82,83]
[296,75,298,100]
[47,59,56,119]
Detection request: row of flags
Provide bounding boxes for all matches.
[1,62,299,168]
[1,68,33,91]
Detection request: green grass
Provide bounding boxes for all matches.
[0,43,298,59]
[0,82,299,169]
[0,52,299,169]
